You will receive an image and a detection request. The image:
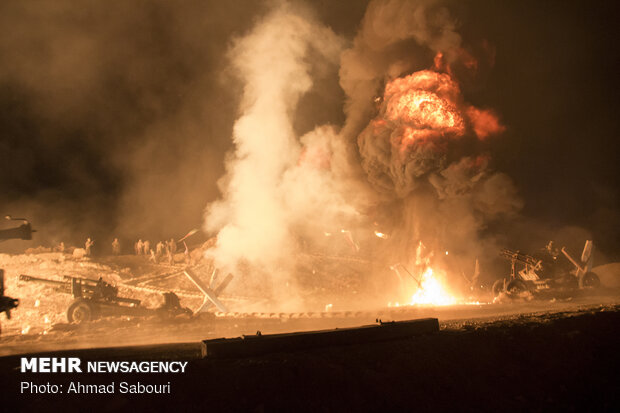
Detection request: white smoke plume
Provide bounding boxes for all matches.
[204,1,349,306]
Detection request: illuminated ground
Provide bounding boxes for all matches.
[1,251,618,410]
[1,251,619,356]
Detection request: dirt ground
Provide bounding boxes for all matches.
[0,288,618,356]
[1,251,619,411]
[2,250,619,357]
[1,303,618,412]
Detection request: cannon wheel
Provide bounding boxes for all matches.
[580,272,601,289]
[492,279,506,297]
[506,279,528,296]
[67,299,95,323]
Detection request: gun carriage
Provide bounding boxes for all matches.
[493,241,600,297]
[19,274,190,323]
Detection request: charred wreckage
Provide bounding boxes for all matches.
[493,240,600,298]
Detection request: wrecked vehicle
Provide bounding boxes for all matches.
[493,240,600,297]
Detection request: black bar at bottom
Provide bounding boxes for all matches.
[202,317,439,358]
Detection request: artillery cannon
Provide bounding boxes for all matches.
[0,270,19,323]
[19,274,191,323]
[0,216,34,241]
[0,216,35,333]
[493,241,600,297]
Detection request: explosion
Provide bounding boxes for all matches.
[384,69,465,148]
[356,49,510,202]
[370,52,504,155]
[353,45,518,305]
[204,0,520,311]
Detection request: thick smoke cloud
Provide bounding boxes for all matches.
[339,0,462,145]
[1,0,616,294]
[203,0,523,307]
[204,2,357,307]
[0,0,264,250]
[335,0,523,295]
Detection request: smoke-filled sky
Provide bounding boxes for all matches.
[0,0,618,260]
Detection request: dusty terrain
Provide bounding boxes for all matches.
[0,303,618,411]
[1,250,619,356]
[1,250,619,352]
[1,251,619,411]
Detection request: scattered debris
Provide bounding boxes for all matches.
[494,240,600,299]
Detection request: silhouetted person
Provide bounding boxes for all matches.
[85,238,94,256]
[156,241,164,257]
[112,238,121,255]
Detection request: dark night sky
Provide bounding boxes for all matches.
[0,1,618,259]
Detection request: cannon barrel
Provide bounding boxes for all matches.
[19,273,140,305]
[19,274,72,293]
[0,223,33,241]
[500,248,541,267]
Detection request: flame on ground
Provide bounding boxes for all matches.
[388,241,482,308]
[409,267,457,306]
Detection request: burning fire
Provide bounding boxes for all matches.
[389,265,476,307]
[389,261,487,308]
[384,70,465,146]
[379,53,504,150]
[409,267,456,306]
[389,241,465,307]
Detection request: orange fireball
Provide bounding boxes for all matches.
[379,53,504,148]
[383,70,465,146]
